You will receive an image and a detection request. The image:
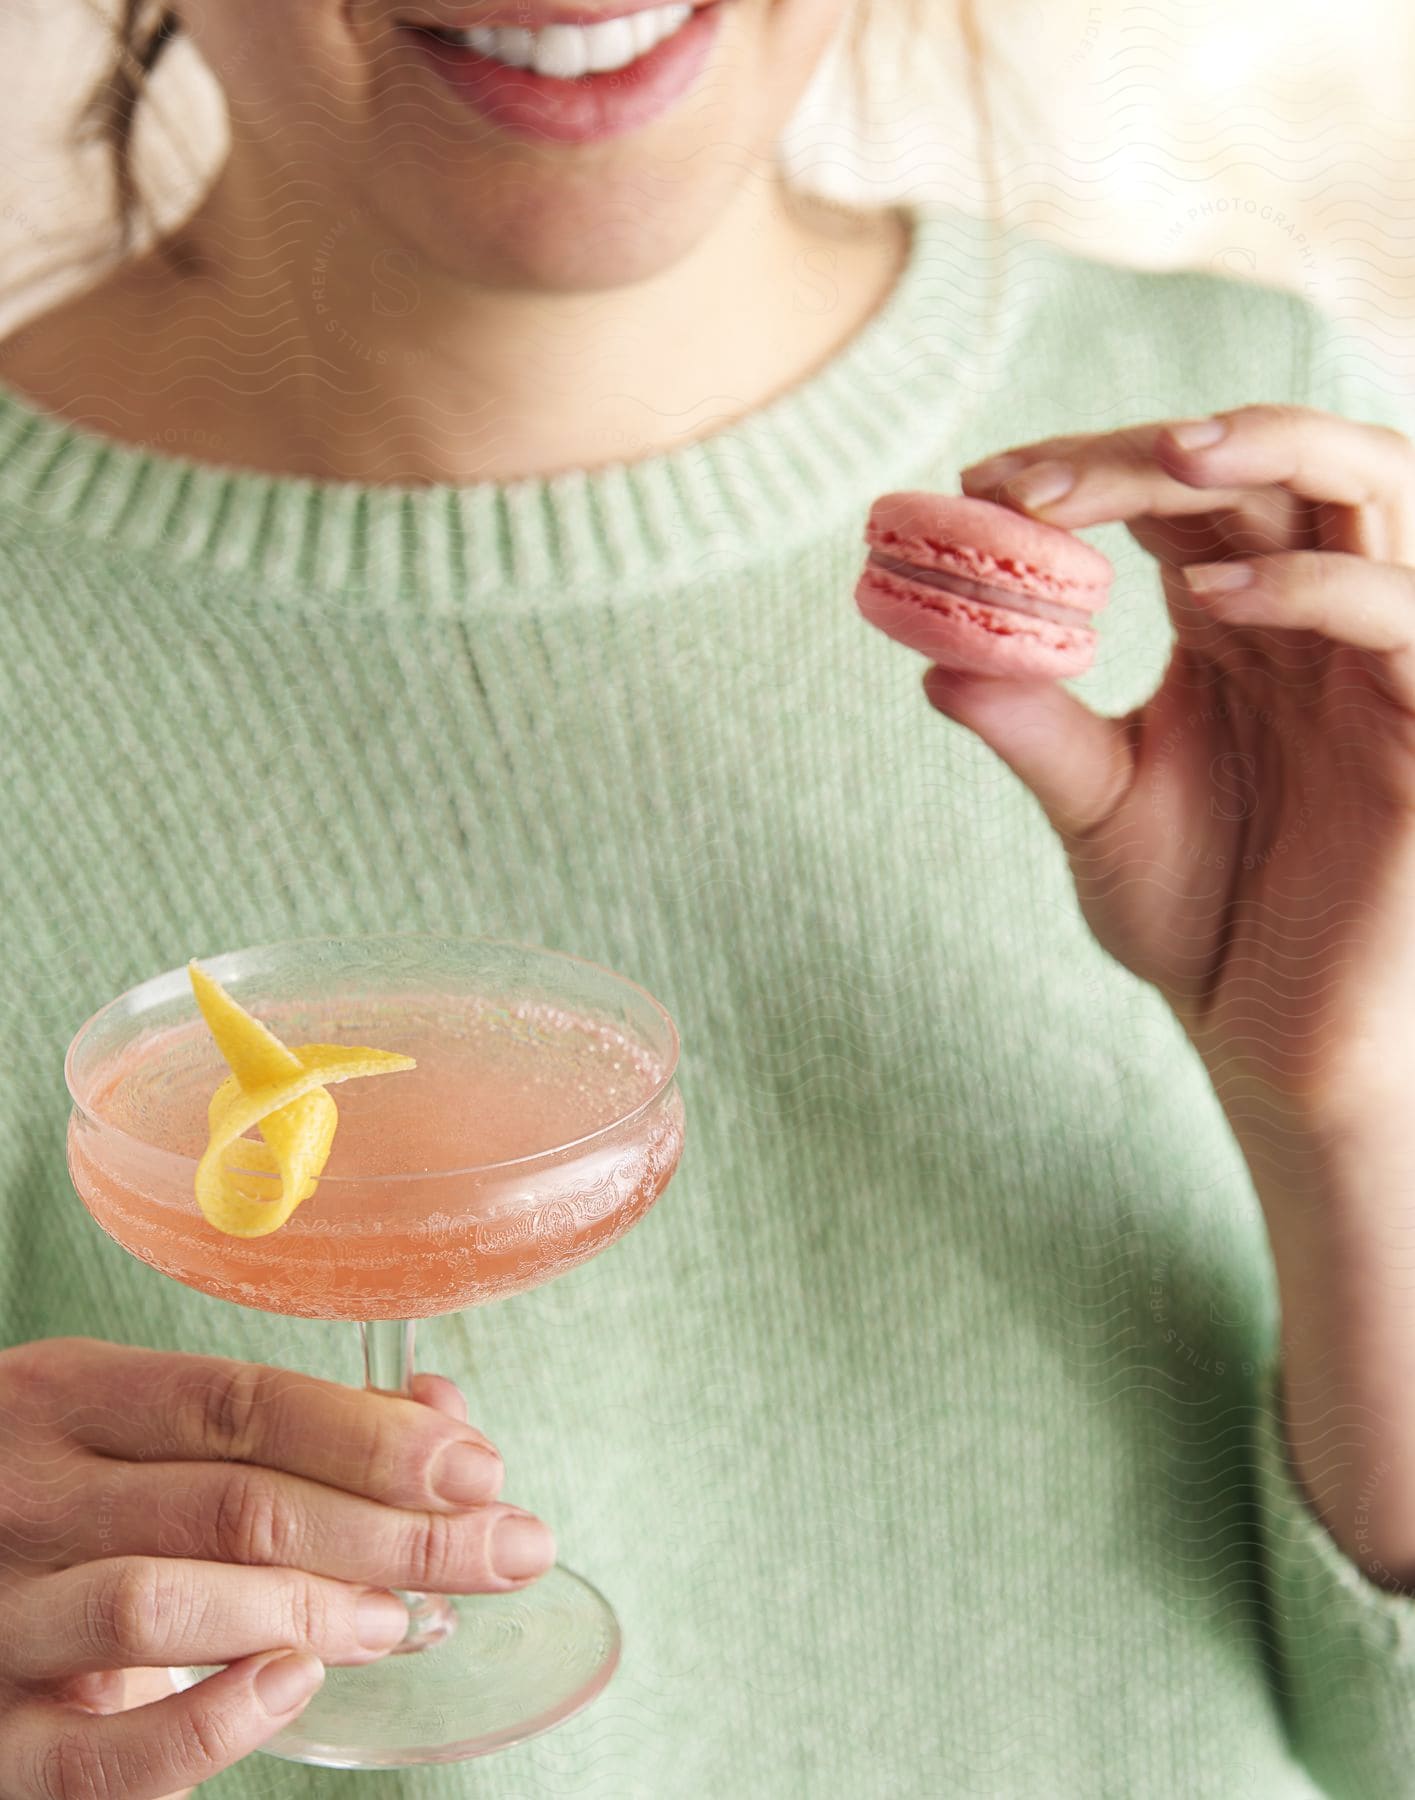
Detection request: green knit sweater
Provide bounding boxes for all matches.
[4,205,1415,1799]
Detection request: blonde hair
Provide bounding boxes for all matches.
[79,0,992,252]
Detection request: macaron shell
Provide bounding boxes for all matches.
[855,561,1098,680]
[865,491,1113,614]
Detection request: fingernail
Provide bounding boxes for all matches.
[962,452,1026,485]
[255,1651,325,1716]
[357,1589,409,1650]
[1008,461,1075,509]
[1168,417,1228,450]
[1186,560,1256,593]
[492,1512,556,1580]
[432,1439,502,1505]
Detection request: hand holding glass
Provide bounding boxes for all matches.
[64,936,685,1769]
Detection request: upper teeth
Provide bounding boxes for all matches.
[441,5,693,77]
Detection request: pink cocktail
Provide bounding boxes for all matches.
[64,936,685,1770]
[72,998,682,1320]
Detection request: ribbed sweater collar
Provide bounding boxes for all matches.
[0,206,1008,615]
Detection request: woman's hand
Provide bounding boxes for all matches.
[941,405,1415,1582]
[0,1337,554,1797]
[946,405,1415,1130]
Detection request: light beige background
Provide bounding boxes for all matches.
[2,0,1412,391]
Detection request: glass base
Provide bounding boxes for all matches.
[181,1564,620,1769]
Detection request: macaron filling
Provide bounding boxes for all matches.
[864,550,1096,631]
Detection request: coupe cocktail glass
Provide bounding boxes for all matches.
[63,935,685,1769]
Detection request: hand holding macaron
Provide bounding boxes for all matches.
[858,404,1415,1580]
[856,405,1415,1131]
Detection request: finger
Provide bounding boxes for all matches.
[410,1372,469,1423]
[54,1458,549,1595]
[112,1672,197,1800]
[1156,405,1415,517]
[964,408,1415,521]
[1129,491,1313,566]
[962,429,1123,486]
[963,421,1243,517]
[6,1555,411,1681]
[1183,552,1415,684]
[65,1665,180,1718]
[38,1339,502,1510]
[972,453,1281,536]
[61,1667,210,1799]
[0,1650,324,1800]
[1158,405,1415,565]
[961,423,1313,553]
[921,668,1136,843]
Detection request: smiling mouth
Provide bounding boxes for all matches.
[399,3,709,79]
[394,1,727,144]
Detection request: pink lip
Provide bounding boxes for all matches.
[398,5,725,146]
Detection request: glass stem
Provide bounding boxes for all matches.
[359,1319,457,1653]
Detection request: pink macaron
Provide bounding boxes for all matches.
[855,491,1113,679]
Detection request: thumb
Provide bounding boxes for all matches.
[921,666,1137,842]
[121,1669,197,1800]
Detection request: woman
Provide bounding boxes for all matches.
[1,1,1413,1794]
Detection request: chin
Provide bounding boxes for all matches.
[363,156,748,293]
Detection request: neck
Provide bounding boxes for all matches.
[141,166,909,486]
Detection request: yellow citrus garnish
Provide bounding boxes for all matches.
[188,961,415,1238]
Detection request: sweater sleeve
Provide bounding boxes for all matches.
[1253,1350,1415,1797]
[1246,301,1415,1800]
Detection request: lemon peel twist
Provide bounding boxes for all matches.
[188,961,416,1238]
